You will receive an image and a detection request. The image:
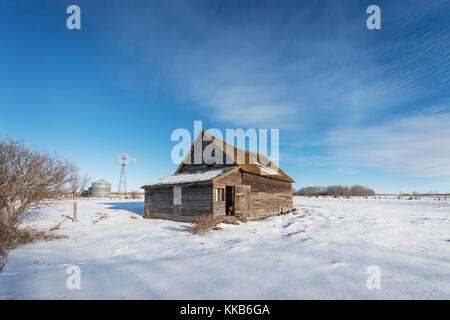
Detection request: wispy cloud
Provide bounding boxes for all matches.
[327,111,450,177]
[85,0,447,129]
[80,0,450,181]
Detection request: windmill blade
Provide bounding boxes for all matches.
[118,153,130,164]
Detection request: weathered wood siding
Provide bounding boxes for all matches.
[144,182,213,222]
[243,172,293,219]
[213,169,242,217]
[212,169,293,219]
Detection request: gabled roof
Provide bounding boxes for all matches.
[175,131,294,183]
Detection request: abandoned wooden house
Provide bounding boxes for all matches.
[141,131,294,222]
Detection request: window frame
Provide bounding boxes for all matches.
[173,186,182,205]
[215,188,225,202]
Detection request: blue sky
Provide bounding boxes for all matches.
[1,0,449,193]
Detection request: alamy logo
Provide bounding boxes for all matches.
[366,265,381,290]
[171,121,280,174]
[366,5,381,30]
[66,265,81,290]
[66,5,81,30]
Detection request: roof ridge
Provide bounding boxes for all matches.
[203,131,294,183]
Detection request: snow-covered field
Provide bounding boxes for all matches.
[1,197,449,299]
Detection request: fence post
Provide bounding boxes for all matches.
[73,202,78,222]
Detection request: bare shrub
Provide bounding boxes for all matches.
[0,137,77,271]
[0,245,7,273]
[192,214,239,235]
[192,215,216,235]
[0,138,78,226]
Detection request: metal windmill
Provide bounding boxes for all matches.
[117,153,136,198]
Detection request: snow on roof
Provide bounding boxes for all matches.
[143,168,229,187]
[256,163,280,176]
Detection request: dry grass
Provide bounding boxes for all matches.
[129,191,144,199]
[2,226,66,249]
[192,209,298,235]
[192,214,239,235]
[239,216,267,223]
[0,224,66,272]
[92,212,109,224]
[49,218,69,231]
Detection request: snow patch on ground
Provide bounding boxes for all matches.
[0,197,449,299]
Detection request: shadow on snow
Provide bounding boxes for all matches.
[101,202,145,216]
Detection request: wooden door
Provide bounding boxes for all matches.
[225,186,234,216]
[235,185,251,217]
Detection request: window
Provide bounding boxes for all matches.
[173,186,182,205]
[215,188,225,201]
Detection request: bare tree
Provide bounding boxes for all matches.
[68,172,81,199]
[295,185,375,197]
[68,173,90,198]
[80,174,91,193]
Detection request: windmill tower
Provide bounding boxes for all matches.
[117,153,136,199]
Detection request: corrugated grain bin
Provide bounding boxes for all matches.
[90,179,111,198]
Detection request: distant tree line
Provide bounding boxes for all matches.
[294,185,376,197]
